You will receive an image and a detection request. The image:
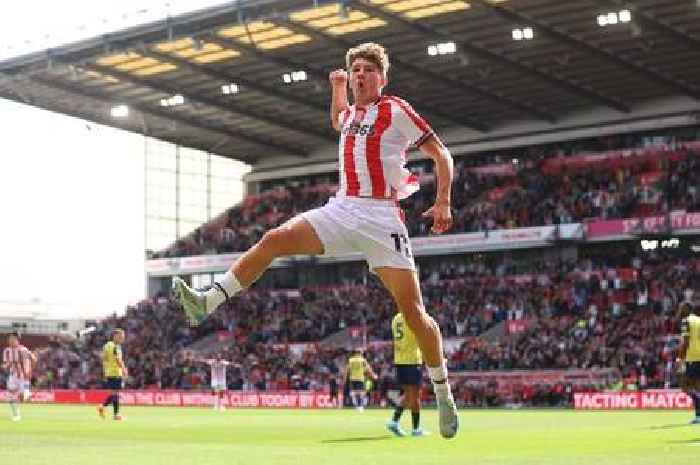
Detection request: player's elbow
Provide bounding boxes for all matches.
[433,146,452,165]
[423,138,451,163]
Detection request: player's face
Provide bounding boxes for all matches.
[115,332,125,344]
[7,335,18,347]
[349,58,385,103]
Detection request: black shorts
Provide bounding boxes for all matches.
[104,377,123,390]
[350,381,365,391]
[687,362,700,380]
[396,365,422,386]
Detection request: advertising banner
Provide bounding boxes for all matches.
[574,390,692,410]
[587,212,700,239]
[148,224,584,275]
[0,390,340,408]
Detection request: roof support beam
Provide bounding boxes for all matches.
[28,74,306,159]
[275,14,556,126]
[590,0,700,51]
[209,27,493,130]
[348,0,630,113]
[0,89,225,159]
[471,0,700,100]
[212,31,496,130]
[141,48,328,114]
[272,18,493,131]
[203,34,330,82]
[84,62,337,142]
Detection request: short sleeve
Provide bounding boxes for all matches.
[390,97,434,147]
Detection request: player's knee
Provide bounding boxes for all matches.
[401,305,431,332]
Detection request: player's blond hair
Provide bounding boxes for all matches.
[345,42,390,79]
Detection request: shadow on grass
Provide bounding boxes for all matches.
[321,435,394,444]
[650,423,691,430]
[665,438,700,444]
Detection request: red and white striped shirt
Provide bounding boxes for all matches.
[337,95,433,200]
[2,345,32,380]
[208,360,229,385]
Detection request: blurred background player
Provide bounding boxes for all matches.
[386,312,427,437]
[196,353,230,411]
[98,328,127,421]
[2,332,36,421]
[344,349,377,412]
[677,301,700,424]
[328,374,340,408]
[174,41,460,439]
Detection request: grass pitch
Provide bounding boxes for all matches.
[1,405,698,465]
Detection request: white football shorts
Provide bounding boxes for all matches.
[301,196,416,273]
[211,382,226,392]
[7,376,28,393]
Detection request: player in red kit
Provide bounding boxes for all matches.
[2,332,36,421]
[174,42,459,438]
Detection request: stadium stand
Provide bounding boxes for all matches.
[4,122,698,410]
[149,132,700,259]
[16,246,697,408]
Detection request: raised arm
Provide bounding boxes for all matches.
[329,69,349,132]
[419,135,454,234]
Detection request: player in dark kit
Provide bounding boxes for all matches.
[329,375,340,408]
[677,301,700,424]
[344,350,377,412]
[98,329,127,421]
[386,312,427,436]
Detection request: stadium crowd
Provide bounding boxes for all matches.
[13,249,697,407]
[148,136,700,259]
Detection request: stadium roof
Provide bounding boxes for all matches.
[1,0,699,164]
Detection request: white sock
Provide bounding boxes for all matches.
[428,363,452,399]
[427,363,448,384]
[204,269,243,312]
[433,381,451,399]
[10,401,19,417]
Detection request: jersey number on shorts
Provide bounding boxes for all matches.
[390,233,412,258]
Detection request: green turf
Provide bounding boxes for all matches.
[1,405,699,465]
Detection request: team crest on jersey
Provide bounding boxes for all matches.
[342,122,376,136]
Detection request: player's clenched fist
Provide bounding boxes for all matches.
[329,69,348,87]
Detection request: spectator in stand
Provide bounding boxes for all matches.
[25,250,698,411]
[148,140,700,259]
